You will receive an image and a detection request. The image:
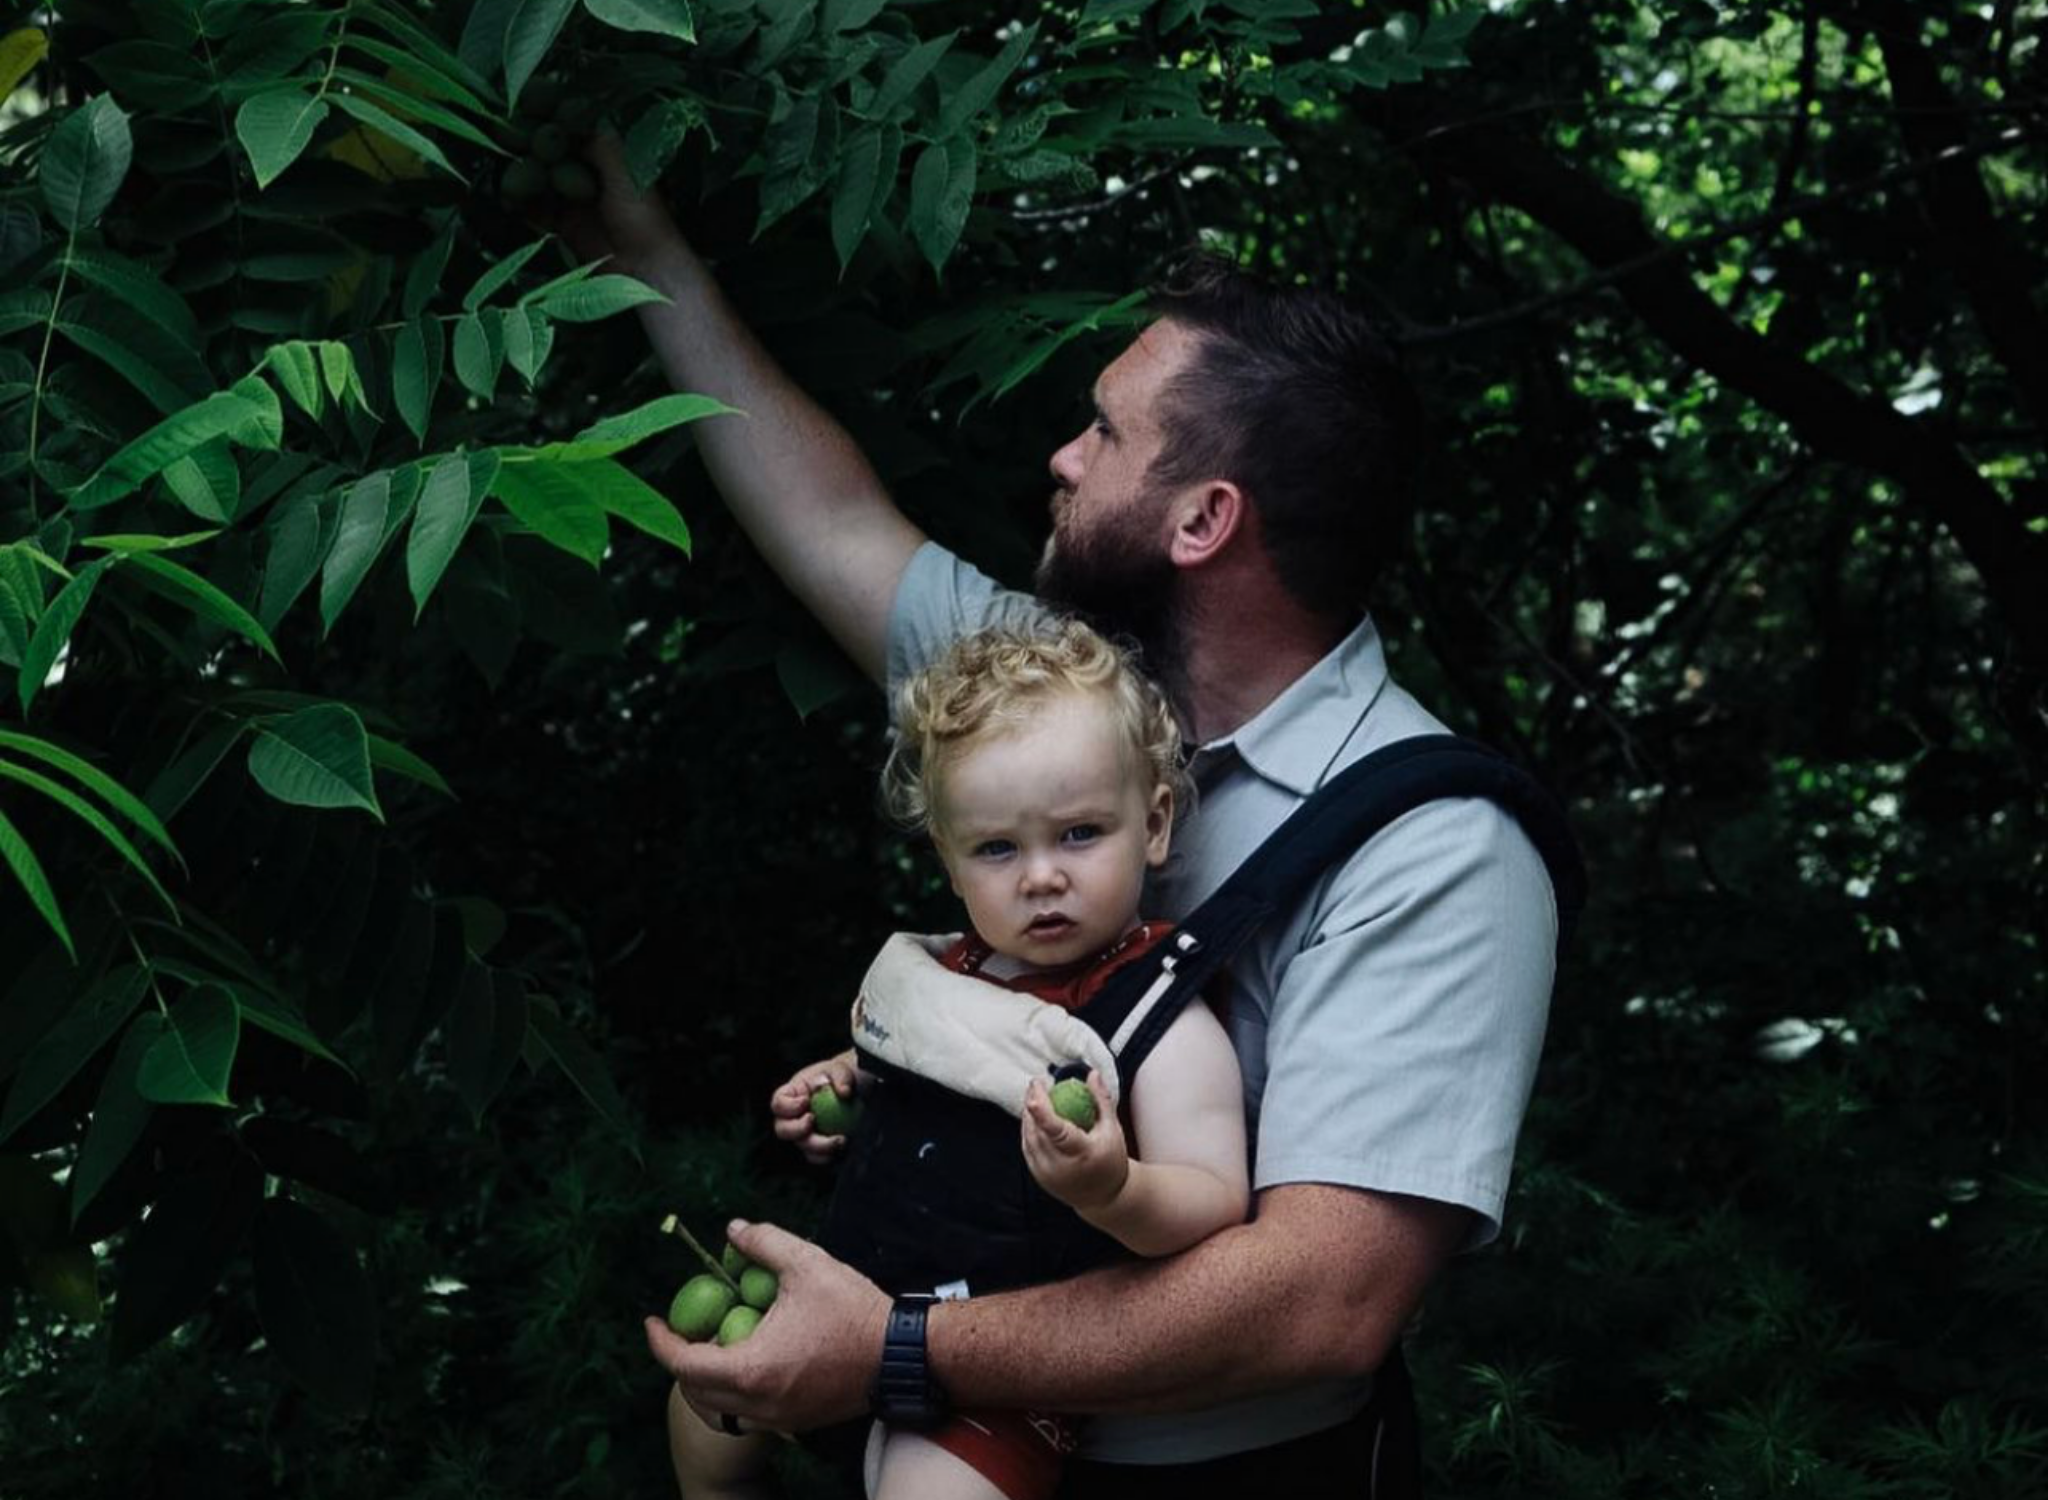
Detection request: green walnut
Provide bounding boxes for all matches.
[500,157,548,201]
[809,1084,862,1137]
[739,1265,779,1311]
[716,1304,764,1346]
[721,1243,753,1280]
[549,162,597,201]
[531,123,571,164]
[1049,1077,1098,1132]
[668,1274,737,1341]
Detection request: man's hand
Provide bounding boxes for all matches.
[645,1219,890,1432]
[574,129,693,279]
[1020,1071,1128,1213]
[771,1051,861,1165]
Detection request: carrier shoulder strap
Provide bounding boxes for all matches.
[1078,733,1587,1091]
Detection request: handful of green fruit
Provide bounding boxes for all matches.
[496,73,601,207]
[662,1215,778,1346]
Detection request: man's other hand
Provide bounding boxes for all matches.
[645,1219,890,1432]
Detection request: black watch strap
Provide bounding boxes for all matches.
[870,1294,949,1430]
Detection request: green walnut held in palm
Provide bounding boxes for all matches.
[1049,1077,1098,1132]
[739,1265,779,1311]
[549,162,597,201]
[721,1243,753,1280]
[668,1274,737,1341]
[809,1084,862,1137]
[716,1304,764,1346]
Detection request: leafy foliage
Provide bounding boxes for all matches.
[3,1,2044,1497]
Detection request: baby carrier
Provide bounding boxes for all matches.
[817,734,1588,1299]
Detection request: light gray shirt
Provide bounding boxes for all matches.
[887,543,1558,1463]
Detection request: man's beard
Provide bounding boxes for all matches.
[1033,500,1183,688]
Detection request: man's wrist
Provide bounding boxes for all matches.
[869,1294,949,1430]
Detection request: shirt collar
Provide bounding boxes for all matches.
[1188,614,1390,798]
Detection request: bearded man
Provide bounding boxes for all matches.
[581,134,1559,1499]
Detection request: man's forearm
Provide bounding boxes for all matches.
[929,1184,1466,1415]
[621,240,921,680]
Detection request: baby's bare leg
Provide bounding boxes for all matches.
[667,1385,776,1500]
[866,1426,1009,1500]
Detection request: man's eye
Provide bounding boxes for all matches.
[1092,416,1112,438]
[1062,824,1102,845]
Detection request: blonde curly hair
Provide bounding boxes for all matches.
[881,619,1190,838]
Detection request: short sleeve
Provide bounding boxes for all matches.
[1250,797,1558,1248]
[884,542,1054,709]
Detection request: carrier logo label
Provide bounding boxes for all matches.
[854,996,891,1046]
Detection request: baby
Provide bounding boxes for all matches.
[676,620,1248,1500]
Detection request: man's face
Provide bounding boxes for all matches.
[1033,321,1203,631]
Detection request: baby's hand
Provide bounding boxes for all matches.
[771,1050,860,1165]
[1021,1071,1128,1215]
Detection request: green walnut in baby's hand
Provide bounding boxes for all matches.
[809,1084,863,1138]
[1049,1077,1099,1132]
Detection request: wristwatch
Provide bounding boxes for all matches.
[870,1293,950,1430]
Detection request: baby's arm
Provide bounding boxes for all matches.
[1020,1001,1248,1257]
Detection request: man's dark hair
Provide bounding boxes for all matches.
[1145,254,1423,618]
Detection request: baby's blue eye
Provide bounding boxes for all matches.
[1062,824,1102,845]
[975,839,1016,859]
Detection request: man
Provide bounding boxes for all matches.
[582,135,1558,1497]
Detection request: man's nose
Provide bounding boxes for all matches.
[1049,432,1084,491]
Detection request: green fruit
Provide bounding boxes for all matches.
[520,76,567,119]
[809,1084,861,1137]
[1049,1077,1098,1132]
[721,1243,753,1279]
[668,1274,737,1341]
[555,95,599,133]
[716,1304,764,1346]
[500,158,547,201]
[531,123,570,164]
[550,162,597,202]
[739,1265,779,1310]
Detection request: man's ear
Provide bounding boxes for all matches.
[1167,480,1248,570]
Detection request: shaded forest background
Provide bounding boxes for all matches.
[2,0,2044,1495]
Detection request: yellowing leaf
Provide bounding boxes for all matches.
[0,27,47,102]
[326,124,428,182]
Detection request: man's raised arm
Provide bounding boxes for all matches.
[584,135,925,683]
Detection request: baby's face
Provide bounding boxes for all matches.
[932,688,1172,969]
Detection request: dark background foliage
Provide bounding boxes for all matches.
[2,0,2044,1495]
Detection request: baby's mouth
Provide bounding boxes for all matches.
[1026,913,1075,936]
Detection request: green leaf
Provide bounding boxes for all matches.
[225,374,286,451]
[0,729,179,862]
[235,89,331,190]
[0,761,177,917]
[531,274,667,322]
[144,720,247,823]
[69,391,264,510]
[452,310,501,399]
[0,806,70,958]
[109,1159,261,1362]
[867,31,954,120]
[117,551,281,661]
[0,967,149,1142]
[623,96,706,191]
[568,392,737,455]
[247,704,382,819]
[319,471,392,631]
[18,557,113,715]
[161,439,240,522]
[329,91,466,183]
[831,127,883,271]
[86,39,214,112]
[41,95,132,232]
[54,297,210,415]
[488,460,610,565]
[253,1198,377,1412]
[937,22,1037,137]
[776,635,862,719]
[391,316,444,443]
[584,0,695,40]
[64,248,200,348]
[570,457,690,553]
[501,307,553,387]
[366,735,453,797]
[464,238,549,312]
[527,1004,639,1157]
[448,965,527,1125]
[910,136,976,274]
[136,985,238,1107]
[402,217,457,320]
[405,452,481,616]
[328,66,501,152]
[258,489,335,631]
[235,986,347,1070]
[503,0,579,107]
[70,1014,164,1224]
[359,1,498,106]
[266,341,324,421]
[343,33,493,118]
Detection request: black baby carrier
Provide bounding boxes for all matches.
[818,734,1588,1298]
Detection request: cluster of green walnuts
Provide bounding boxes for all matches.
[497,76,600,205]
[662,1217,781,1346]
